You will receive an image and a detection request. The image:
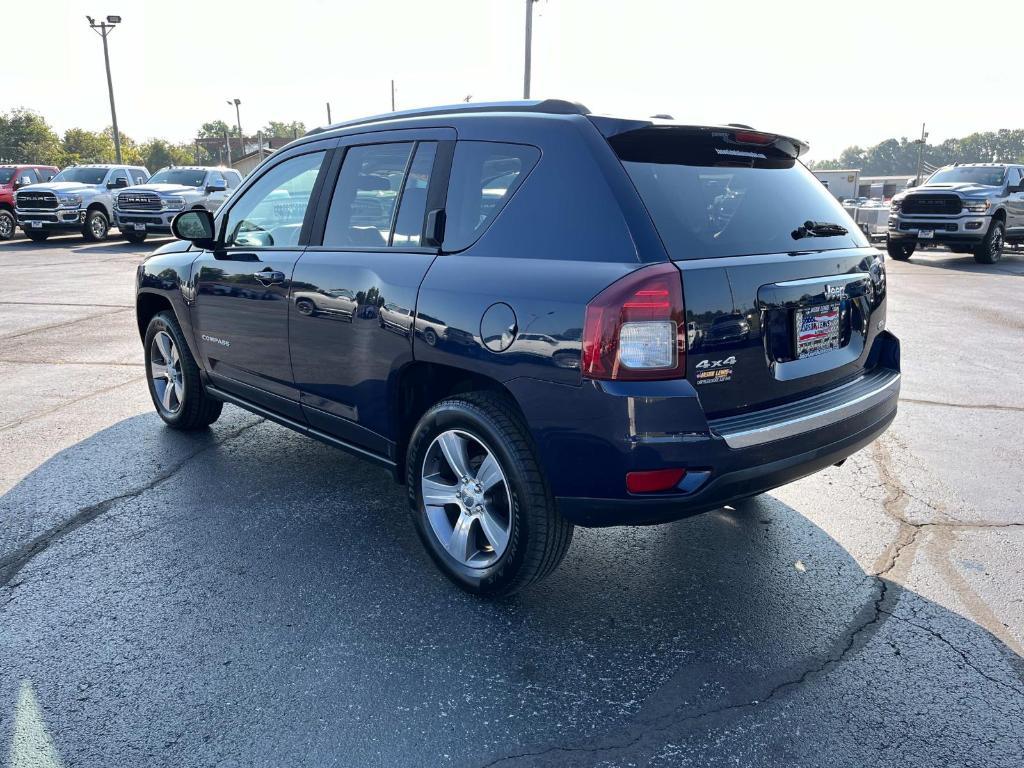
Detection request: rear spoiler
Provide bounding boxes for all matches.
[589,116,810,159]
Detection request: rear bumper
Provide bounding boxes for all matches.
[557,403,896,526]
[508,331,901,528]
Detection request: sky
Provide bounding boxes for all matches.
[6,0,1024,162]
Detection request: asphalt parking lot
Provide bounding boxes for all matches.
[1,234,1022,767]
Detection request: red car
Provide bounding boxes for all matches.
[0,164,60,240]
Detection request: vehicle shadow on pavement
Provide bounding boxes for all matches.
[1,411,1022,767]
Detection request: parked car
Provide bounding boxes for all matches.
[135,100,899,596]
[0,164,59,240]
[15,164,149,242]
[114,166,242,243]
[887,163,1024,263]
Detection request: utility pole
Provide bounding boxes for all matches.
[914,123,929,185]
[326,102,332,124]
[87,15,123,163]
[224,128,232,167]
[227,98,243,157]
[523,0,537,98]
[391,80,396,112]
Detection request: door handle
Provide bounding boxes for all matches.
[253,269,285,285]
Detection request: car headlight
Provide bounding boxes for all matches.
[162,197,185,211]
[58,194,82,208]
[890,199,902,212]
[962,199,990,213]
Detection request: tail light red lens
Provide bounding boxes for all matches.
[626,468,687,494]
[581,262,686,381]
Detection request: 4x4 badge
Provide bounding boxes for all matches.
[695,356,736,370]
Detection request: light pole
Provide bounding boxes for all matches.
[227,98,243,159]
[523,0,538,98]
[87,15,123,164]
[914,123,929,185]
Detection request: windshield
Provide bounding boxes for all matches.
[148,168,207,187]
[926,167,1006,187]
[612,130,867,259]
[52,167,108,185]
[0,169,15,184]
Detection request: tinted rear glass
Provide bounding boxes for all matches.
[0,169,15,184]
[612,129,867,259]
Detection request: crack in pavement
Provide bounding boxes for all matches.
[1,307,131,341]
[0,418,264,589]
[900,397,1024,414]
[0,378,141,432]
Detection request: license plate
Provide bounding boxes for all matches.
[918,229,934,239]
[29,221,42,228]
[795,303,841,359]
[132,223,146,231]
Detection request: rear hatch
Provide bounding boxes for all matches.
[607,124,888,417]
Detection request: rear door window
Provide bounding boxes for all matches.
[442,141,540,252]
[323,143,413,248]
[611,129,867,259]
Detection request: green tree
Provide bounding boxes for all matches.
[261,120,306,139]
[140,139,196,171]
[198,120,234,138]
[0,108,62,164]
[815,129,1024,175]
[61,128,115,164]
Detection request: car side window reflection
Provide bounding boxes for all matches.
[222,151,326,249]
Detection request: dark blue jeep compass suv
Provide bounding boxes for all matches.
[135,100,900,595]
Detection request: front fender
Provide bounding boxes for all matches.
[136,241,201,360]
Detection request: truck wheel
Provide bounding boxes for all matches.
[407,391,573,596]
[123,230,148,244]
[82,210,110,242]
[886,241,915,261]
[0,210,15,240]
[973,219,1004,264]
[144,311,223,430]
[26,231,49,242]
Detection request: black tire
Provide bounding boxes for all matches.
[144,310,223,430]
[973,219,1004,264]
[406,391,573,596]
[123,230,148,244]
[295,298,316,316]
[25,230,49,242]
[886,240,915,260]
[82,209,109,242]
[0,210,15,240]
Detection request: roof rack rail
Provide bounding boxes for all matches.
[305,99,590,137]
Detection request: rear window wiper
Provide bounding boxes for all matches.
[791,220,848,240]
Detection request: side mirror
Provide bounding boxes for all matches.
[171,209,217,249]
[15,176,32,188]
[906,178,918,188]
[1009,183,1024,194]
[107,177,129,189]
[205,182,227,193]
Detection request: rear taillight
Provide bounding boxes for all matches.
[581,263,685,381]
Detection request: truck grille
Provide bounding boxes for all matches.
[15,191,58,209]
[899,222,957,232]
[117,191,161,211]
[901,194,962,215]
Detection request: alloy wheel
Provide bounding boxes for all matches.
[0,213,13,239]
[150,330,184,414]
[421,429,512,569]
[91,215,107,239]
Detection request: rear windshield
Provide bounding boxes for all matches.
[611,129,867,259]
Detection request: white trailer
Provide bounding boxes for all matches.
[811,169,860,201]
